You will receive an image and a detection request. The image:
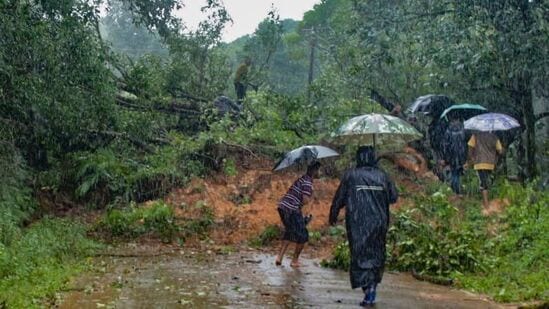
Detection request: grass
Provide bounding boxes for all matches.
[0,218,101,308]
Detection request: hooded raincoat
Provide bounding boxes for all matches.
[329,147,398,289]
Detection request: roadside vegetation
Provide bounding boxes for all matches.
[1,0,547,306]
[323,180,548,302]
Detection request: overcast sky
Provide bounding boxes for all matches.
[178,0,321,42]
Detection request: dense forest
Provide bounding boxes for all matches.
[1,0,548,307]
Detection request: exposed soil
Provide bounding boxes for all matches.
[164,159,410,259]
[482,198,511,216]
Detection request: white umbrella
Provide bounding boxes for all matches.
[464,113,520,132]
[331,113,423,148]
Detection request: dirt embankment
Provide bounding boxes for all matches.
[165,158,411,255]
[166,167,340,244]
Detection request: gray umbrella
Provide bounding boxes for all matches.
[407,94,454,116]
[273,145,339,171]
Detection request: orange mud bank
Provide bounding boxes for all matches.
[166,168,340,244]
[165,160,410,254]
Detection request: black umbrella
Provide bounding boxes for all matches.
[407,95,454,117]
[273,145,339,171]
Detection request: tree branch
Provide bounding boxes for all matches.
[536,111,549,122]
[369,89,396,112]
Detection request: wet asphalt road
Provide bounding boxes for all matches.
[58,245,508,309]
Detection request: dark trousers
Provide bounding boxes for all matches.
[234,82,246,102]
[450,167,461,194]
[477,170,492,191]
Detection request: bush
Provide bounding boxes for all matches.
[143,202,177,242]
[386,190,486,276]
[321,240,350,270]
[102,208,142,237]
[100,201,177,242]
[70,145,200,208]
[322,181,549,302]
[249,225,281,247]
[308,230,322,244]
[0,218,100,308]
[181,200,214,238]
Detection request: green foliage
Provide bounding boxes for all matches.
[321,240,350,270]
[308,230,322,245]
[0,145,33,246]
[223,158,238,177]
[323,181,548,302]
[0,218,100,308]
[455,181,549,302]
[143,202,178,241]
[249,225,281,247]
[71,144,198,207]
[327,225,346,238]
[181,201,214,237]
[100,201,177,242]
[387,190,486,276]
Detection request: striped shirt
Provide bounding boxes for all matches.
[278,175,313,212]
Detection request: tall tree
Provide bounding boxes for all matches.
[350,0,548,178]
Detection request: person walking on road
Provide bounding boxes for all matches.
[467,131,503,208]
[329,146,398,307]
[275,161,320,268]
[441,117,467,195]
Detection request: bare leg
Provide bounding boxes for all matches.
[482,190,489,208]
[290,243,305,267]
[276,241,290,266]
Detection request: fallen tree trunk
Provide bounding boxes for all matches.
[114,95,202,116]
[87,129,170,152]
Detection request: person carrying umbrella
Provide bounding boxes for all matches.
[329,146,398,307]
[464,113,519,208]
[275,161,321,268]
[467,132,503,208]
[441,115,467,195]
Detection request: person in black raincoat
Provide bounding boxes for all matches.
[428,118,448,179]
[441,117,467,195]
[329,146,398,307]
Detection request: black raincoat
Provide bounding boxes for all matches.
[329,147,398,289]
[442,121,467,169]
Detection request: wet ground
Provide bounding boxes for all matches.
[56,244,509,308]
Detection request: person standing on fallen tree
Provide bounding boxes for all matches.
[329,146,398,307]
[234,57,252,103]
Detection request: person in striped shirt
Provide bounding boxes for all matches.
[275,161,321,268]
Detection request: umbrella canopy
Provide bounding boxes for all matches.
[440,103,487,120]
[407,94,454,116]
[331,113,423,148]
[273,145,339,171]
[464,113,520,132]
